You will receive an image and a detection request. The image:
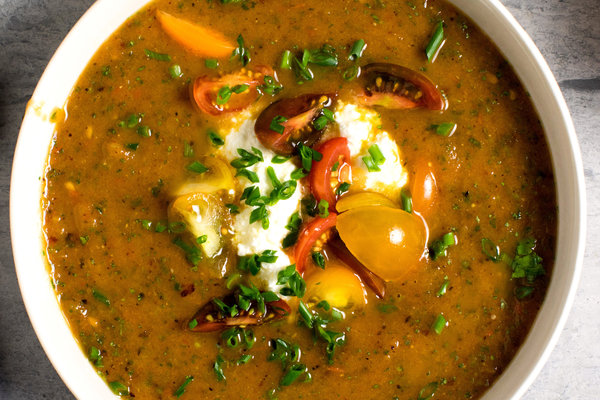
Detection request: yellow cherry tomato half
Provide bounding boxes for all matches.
[173,157,235,196]
[335,191,397,213]
[336,206,426,281]
[168,192,227,258]
[304,263,367,309]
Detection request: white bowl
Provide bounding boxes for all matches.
[10,0,585,399]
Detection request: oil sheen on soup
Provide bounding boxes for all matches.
[42,0,557,399]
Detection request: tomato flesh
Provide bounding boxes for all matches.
[294,214,337,274]
[191,66,274,115]
[336,206,426,281]
[309,137,351,209]
[255,93,336,155]
[357,63,446,111]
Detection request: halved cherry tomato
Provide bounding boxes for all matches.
[336,206,426,281]
[255,93,336,155]
[335,191,396,213]
[309,137,351,209]
[357,63,447,111]
[191,66,274,116]
[156,11,235,58]
[173,157,235,196]
[304,262,367,309]
[410,160,438,217]
[328,236,386,299]
[189,292,290,332]
[168,193,227,258]
[294,214,337,274]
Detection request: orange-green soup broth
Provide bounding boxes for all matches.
[42,0,556,399]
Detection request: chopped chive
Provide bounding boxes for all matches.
[205,59,219,69]
[418,382,439,400]
[186,161,209,174]
[515,285,535,299]
[236,168,259,183]
[280,50,292,69]
[216,85,232,105]
[144,49,171,61]
[79,235,89,245]
[232,34,250,66]
[136,125,151,137]
[108,381,129,396]
[431,313,446,335]
[318,199,330,218]
[213,355,226,381]
[481,238,501,262]
[270,115,287,134]
[280,363,307,386]
[429,232,456,260]
[436,278,450,297]
[312,252,326,269]
[174,375,194,398]
[431,122,456,137]
[92,289,110,306]
[425,21,445,62]
[342,64,360,81]
[400,188,413,213]
[368,144,386,165]
[291,168,308,180]
[188,318,198,330]
[336,182,351,196]
[125,143,139,150]
[232,84,249,94]
[362,156,380,172]
[196,235,208,244]
[272,155,291,164]
[169,64,183,78]
[238,354,253,365]
[207,130,225,147]
[225,203,240,214]
[183,142,194,157]
[348,39,366,60]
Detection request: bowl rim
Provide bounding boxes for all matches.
[10,0,586,399]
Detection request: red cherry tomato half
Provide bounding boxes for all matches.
[309,137,351,209]
[357,63,447,111]
[254,93,336,155]
[191,65,274,116]
[294,213,337,274]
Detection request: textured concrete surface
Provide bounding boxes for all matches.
[0,0,598,399]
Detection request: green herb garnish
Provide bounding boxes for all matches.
[145,49,171,61]
[425,21,445,62]
[174,376,194,398]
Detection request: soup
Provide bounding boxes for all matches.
[42,0,556,398]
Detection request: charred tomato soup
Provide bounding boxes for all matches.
[42,0,556,399]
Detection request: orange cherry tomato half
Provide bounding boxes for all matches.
[410,160,438,217]
[309,137,351,209]
[254,93,336,155]
[191,66,274,116]
[357,63,447,111]
[294,214,337,274]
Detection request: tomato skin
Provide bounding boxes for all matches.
[410,160,438,217]
[254,93,336,155]
[357,63,446,111]
[191,66,274,115]
[328,236,386,299]
[294,214,337,274]
[309,137,351,209]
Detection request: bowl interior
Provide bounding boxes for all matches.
[10,0,585,399]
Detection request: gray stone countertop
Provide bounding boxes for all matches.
[0,0,598,398]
